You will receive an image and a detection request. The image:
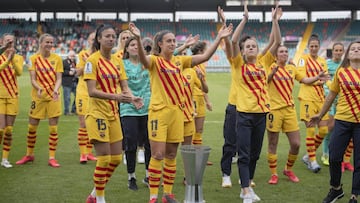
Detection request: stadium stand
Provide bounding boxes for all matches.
[0,17,358,68]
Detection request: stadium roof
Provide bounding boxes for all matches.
[0,0,359,13]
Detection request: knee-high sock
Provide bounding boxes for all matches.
[77,128,87,155]
[285,153,298,171]
[87,140,93,154]
[26,124,38,156]
[2,126,13,159]
[148,157,163,198]
[315,126,328,150]
[0,128,3,145]
[163,158,177,194]
[192,132,202,145]
[48,125,58,159]
[343,139,353,163]
[305,127,316,162]
[106,154,122,183]
[94,155,110,197]
[267,153,277,175]
[322,133,330,155]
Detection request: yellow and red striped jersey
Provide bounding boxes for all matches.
[267,63,306,110]
[76,49,92,97]
[231,51,274,113]
[182,68,201,122]
[114,50,124,61]
[28,53,63,101]
[83,51,127,120]
[297,54,328,102]
[192,63,206,97]
[227,58,237,105]
[330,66,360,123]
[148,55,192,111]
[0,54,23,98]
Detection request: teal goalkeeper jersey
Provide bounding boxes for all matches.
[119,59,150,116]
[324,59,341,95]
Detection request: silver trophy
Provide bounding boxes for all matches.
[181,145,211,203]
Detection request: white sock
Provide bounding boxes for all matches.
[96,196,106,203]
[128,173,136,180]
[145,170,148,178]
[90,187,96,197]
[150,195,158,200]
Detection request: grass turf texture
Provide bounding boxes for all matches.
[0,71,353,203]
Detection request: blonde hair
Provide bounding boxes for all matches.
[117,30,132,51]
[38,33,54,53]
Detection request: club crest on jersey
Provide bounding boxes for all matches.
[84,62,92,74]
[186,75,191,80]
[116,65,120,70]
[175,61,181,66]
[298,59,305,67]
[51,61,55,65]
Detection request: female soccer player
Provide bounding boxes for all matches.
[298,34,329,173]
[128,21,232,203]
[119,36,151,191]
[0,33,23,168]
[266,44,327,185]
[321,42,344,166]
[191,41,212,151]
[84,24,142,203]
[231,4,281,202]
[16,33,63,168]
[114,30,132,59]
[75,32,98,164]
[310,40,360,203]
[321,42,354,172]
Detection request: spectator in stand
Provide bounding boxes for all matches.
[62,50,77,115]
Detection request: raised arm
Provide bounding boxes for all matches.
[129,23,151,69]
[191,24,233,67]
[231,1,248,57]
[174,34,200,56]
[218,6,233,59]
[267,7,282,56]
[261,1,282,55]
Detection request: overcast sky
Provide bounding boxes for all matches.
[0,10,358,22]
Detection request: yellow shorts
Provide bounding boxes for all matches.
[193,95,205,118]
[299,100,329,122]
[0,98,19,115]
[76,95,89,116]
[29,98,61,119]
[184,120,195,137]
[85,115,123,144]
[267,106,300,133]
[148,106,184,143]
